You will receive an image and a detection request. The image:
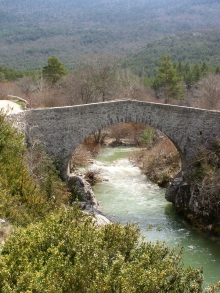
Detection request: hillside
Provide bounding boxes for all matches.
[123,27,220,77]
[0,0,220,70]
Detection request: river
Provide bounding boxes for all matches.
[85,146,220,288]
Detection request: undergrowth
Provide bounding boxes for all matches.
[131,139,181,187]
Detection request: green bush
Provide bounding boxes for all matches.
[0,112,70,226]
[0,205,204,293]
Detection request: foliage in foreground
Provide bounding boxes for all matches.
[1,113,220,292]
[0,112,70,226]
[0,205,205,293]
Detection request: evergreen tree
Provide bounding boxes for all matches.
[201,61,210,77]
[152,56,184,102]
[43,56,67,84]
[184,71,194,89]
[192,63,201,83]
[177,61,184,76]
[183,63,191,76]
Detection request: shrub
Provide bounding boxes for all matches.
[131,139,180,187]
[84,167,102,185]
[70,144,91,170]
[140,127,154,146]
[0,112,70,226]
[0,205,204,293]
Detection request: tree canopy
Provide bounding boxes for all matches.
[152,56,185,102]
[43,56,67,84]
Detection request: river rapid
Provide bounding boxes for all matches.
[86,146,220,288]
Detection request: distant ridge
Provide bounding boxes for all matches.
[0,0,219,70]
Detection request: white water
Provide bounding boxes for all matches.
[88,147,220,288]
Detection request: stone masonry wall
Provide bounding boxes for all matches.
[8,100,220,178]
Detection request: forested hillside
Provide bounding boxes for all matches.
[0,0,220,70]
[124,28,220,77]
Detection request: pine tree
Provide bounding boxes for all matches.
[191,63,201,83]
[177,61,184,76]
[43,56,67,84]
[152,56,184,102]
[201,61,209,77]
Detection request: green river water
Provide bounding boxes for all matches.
[90,146,220,289]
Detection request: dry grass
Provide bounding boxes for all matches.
[70,145,91,171]
[70,138,102,172]
[83,136,103,154]
[131,139,181,187]
[84,168,102,185]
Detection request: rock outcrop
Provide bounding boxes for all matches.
[166,176,220,238]
[67,173,110,226]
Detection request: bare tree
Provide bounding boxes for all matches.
[16,76,36,99]
[62,72,97,105]
[56,55,157,107]
[16,76,39,107]
[57,55,121,107]
[116,68,140,99]
[192,73,220,110]
[0,82,22,100]
[78,55,120,102]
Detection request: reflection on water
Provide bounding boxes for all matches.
[90,147,220,288]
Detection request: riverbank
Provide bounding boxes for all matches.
[129,139,180,187]
[67,173,111,226]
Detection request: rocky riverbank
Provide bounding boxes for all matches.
[67,173,111,226]
[166,175,220,240]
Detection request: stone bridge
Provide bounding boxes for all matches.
[10,100,220,179]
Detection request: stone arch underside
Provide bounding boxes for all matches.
[20,100,220,179]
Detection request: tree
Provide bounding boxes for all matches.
[152,56,185,103]
[201,61,210,77]
[57,70,98,106]
[79,55,119,102]
[193,73,220,110]
[176,61,184,76]
[58,55,120,106]
[0,72,5,82]
[117,68,141,100]
[191,63,201,84]
[16,76,38,107]
[43,56,67,85]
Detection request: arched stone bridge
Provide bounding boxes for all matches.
[10,100,220,179]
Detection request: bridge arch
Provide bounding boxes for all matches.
[10,100,220,179]
[67,115,185,174]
